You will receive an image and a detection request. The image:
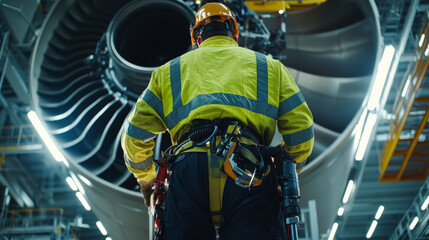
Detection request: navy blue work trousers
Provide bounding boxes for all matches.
[163,152,286,240]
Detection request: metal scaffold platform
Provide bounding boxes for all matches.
[0,208,65,240]
[390,175,429,239]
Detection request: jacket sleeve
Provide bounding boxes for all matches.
[121,69,167,182]
[276,61,314,171]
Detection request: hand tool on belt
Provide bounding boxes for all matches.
[262,146,301,240]
[151,145,176,240]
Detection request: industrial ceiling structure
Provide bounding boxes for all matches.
[0,0,428,240]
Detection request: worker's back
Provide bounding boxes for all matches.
[122,3,313,239]
[152,35,293,145]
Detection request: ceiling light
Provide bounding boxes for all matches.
[366,220,378,238]
[328,222,338,240]
[342,180,354,203]
[337,207,344,216]
[420,196,429,210]
[76,192,91,211]
[401,75,411,97]
[27,111,68,165]
[409,216,419,230]
[96,221,108,236]
[355,112,377,161]
[375,205,384,220]
[70,172,85,194]
[353,108,368,150]
[66,177,78,191]
[367,45,395,111]
[419,34,425,47]
[20,191,34,208]
[78,174,92,186]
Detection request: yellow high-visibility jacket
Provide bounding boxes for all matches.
[121,36,314,182]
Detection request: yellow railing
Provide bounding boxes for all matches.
[0,125,39,148]
[2,208,64,230]
[379,14,429,182]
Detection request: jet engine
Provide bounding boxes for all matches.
[29,0,381,238]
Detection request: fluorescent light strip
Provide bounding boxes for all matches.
[421,196,429,210]
[66,177,78,191]
[337,207,344,216]
[419,34,425,47]
[96,221,108,235]
[353,108,368,151]
[409,216,419,230]
[355,112,378,161]
[78,174,92,186]
[70,172,85,194]
[76,192,91,211]
[375,205,384,220]
[401,76,411,97]
[342,180,354,203]
[27,111,68,165]
[328,222,338,240]
[20,191,34,208]
[366,220,378,238]
[367,45,396,111]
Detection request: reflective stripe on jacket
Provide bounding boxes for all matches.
[121,36,314,181]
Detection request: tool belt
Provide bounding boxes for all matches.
[175,119,270,189]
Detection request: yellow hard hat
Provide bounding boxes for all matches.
[190,3,239,46]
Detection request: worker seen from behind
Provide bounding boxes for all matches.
[121,2,314,240]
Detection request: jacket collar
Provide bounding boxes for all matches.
[199,35,238,48]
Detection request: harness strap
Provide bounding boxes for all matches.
[173,122,264,226]
[207,143,227,226]
[174,140,228,226]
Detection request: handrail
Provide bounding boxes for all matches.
[7,208,63,215]
[379,12,429,182]
[390,176,429,239]
[2,208,64,229]
[0,125,39,148]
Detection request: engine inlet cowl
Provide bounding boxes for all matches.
[105,0,194,96]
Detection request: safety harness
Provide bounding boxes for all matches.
[151,119,271,239]
[177,119,270,187]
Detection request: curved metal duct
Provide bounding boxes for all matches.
[29,0,381,238]
[283,0,382,233]
[285,0,379,132]
[105,0,193,96]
